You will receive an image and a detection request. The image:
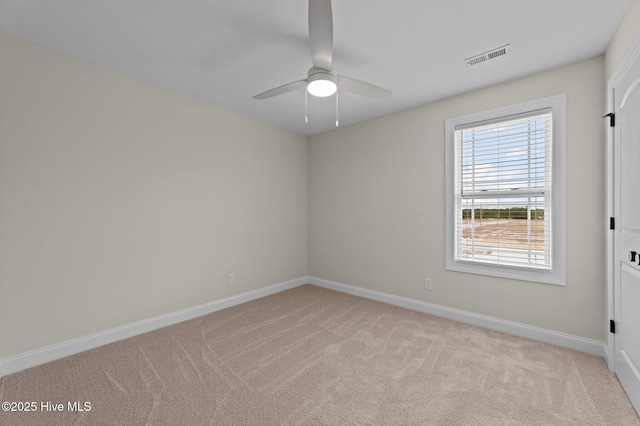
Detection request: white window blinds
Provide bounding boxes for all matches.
[454,108,553,270]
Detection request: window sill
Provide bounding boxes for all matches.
[446,259,566,286]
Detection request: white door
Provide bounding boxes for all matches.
[613,48,640,416]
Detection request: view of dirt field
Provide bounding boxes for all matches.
[460,219,546,251]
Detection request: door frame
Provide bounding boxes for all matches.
[607,32,640,372]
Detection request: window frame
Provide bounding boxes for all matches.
[445,94,566,286]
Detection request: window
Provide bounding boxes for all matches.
[445,95,566,285]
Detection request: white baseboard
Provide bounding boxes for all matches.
[1,275,607,378]
[308,276,607,358]
[0,277,308,378]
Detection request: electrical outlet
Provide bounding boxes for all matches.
[424,278,433,291]
[228,273,236,285]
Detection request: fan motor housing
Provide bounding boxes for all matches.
[308,67,335,80]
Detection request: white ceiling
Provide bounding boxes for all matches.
[0,0,630,136]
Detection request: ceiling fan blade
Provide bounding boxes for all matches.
[309,0,333,71]
[338,76,392,98]
[253,79,308,100]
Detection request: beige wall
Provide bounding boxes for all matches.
[605,0,640,80]
[309,57,606,341]
[0,32,308,358]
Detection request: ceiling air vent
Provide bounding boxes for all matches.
[465,44,511,67]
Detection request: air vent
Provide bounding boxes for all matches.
[465,44,511,67]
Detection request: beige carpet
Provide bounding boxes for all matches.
[1,284,638,425]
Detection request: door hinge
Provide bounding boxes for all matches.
[603,112,615,127]
[610,217,615,230]
[610,319,616,334]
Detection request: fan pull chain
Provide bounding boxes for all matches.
[305,90,308,123]
[335,89,339,127]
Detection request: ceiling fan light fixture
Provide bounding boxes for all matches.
[252,0,391,104]
[307,72,337,97]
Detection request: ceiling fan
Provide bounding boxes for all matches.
[253,0,392,101]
